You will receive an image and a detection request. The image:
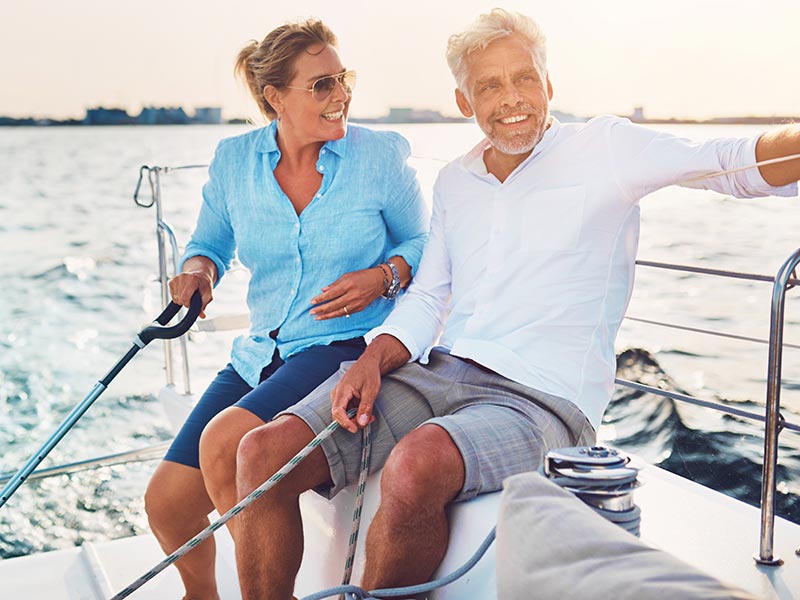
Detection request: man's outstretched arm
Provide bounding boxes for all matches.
[757,124,800,187]
[330,334,411,433]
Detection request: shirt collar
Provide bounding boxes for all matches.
[255,119,349,158]
[461,116,561,177]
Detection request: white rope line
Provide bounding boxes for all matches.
[111,412,360,599]
[677,152,800,186]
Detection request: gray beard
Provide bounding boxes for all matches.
[487,113,549,156]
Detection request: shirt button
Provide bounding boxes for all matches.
[318,164,325,172]
[296,257,301,263]
[321,149,327,155]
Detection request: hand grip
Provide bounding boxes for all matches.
[139,291,202,344]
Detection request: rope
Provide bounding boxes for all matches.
[677,152,800,186]
[341,420,373,586]
[111,410,365,599]
[301,527,496,600]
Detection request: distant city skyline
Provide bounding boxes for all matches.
[3,1,799,122]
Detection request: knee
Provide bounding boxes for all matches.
[381,447,439,509]
[236,417,296,489]
[198,416,229,477]
[199,408,256,480]
[236,425,273,477]
[236,416,325,498]
[381,433,464,511]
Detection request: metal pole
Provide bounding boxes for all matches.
[756,248,800,565]
[162,219,192,396]
[153,168,175,386]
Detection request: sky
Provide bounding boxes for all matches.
[2,0,798,122]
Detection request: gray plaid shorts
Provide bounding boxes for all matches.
[281,348,596,501]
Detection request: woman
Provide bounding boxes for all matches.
[143,19,428,599]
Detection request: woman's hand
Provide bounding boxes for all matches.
[169,257,217,319]
[310,267,385,320]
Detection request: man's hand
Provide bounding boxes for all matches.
[330,355,382,433]
[329,334,412,433]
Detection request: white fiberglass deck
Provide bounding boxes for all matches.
[1,458,798,599]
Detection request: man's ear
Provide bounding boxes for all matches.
[546,73,553,101]
[455,88,473,118]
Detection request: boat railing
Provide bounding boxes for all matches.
[0,442,172,486]
[134,164,800,568]
[134,165,209,396]
[619,257,800,566]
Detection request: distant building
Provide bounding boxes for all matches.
[194,107,222,124]
[84,107,134,125]
[351,107,470,124]
[137,106,191,125]
[631,106,645,122]
[387,107,453,122]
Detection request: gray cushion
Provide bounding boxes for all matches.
[496,472,756,600]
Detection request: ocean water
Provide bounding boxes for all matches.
[1,122,799,560]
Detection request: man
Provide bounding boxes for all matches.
[232,9,800,599]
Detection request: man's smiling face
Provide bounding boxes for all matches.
[457,33,553,158]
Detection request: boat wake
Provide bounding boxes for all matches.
[608,348,800,525]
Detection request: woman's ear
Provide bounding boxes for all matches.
[263,85,282,117]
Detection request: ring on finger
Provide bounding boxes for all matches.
[343,305,350,318]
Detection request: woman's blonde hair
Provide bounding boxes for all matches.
[235,19,337,120]
[446,8,547,92]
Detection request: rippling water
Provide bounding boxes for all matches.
[1,122,799,559]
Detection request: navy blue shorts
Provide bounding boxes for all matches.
[163,337,366,468]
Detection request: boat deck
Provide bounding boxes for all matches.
[1,459,798,599]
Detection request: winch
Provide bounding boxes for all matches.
[543,445,642,537]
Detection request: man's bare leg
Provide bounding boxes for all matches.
[234,416,333,600]
[361,424,465,590]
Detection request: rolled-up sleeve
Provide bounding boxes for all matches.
[366,177,451,360]
[180,143,236,285]
[605,116,799,202]
[380,133,429,274]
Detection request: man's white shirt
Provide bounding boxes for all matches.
[367,116,797,429]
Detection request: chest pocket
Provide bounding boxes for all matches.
[522,185,586,252]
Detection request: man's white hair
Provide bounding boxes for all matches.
[446,8,548,92]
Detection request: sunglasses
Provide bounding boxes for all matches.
[285,70,357,102]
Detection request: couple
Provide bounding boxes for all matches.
[150,8,800,600]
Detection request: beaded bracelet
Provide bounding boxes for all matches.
[377,264,390,292]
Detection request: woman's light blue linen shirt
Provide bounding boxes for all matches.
[182,122,429,387]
